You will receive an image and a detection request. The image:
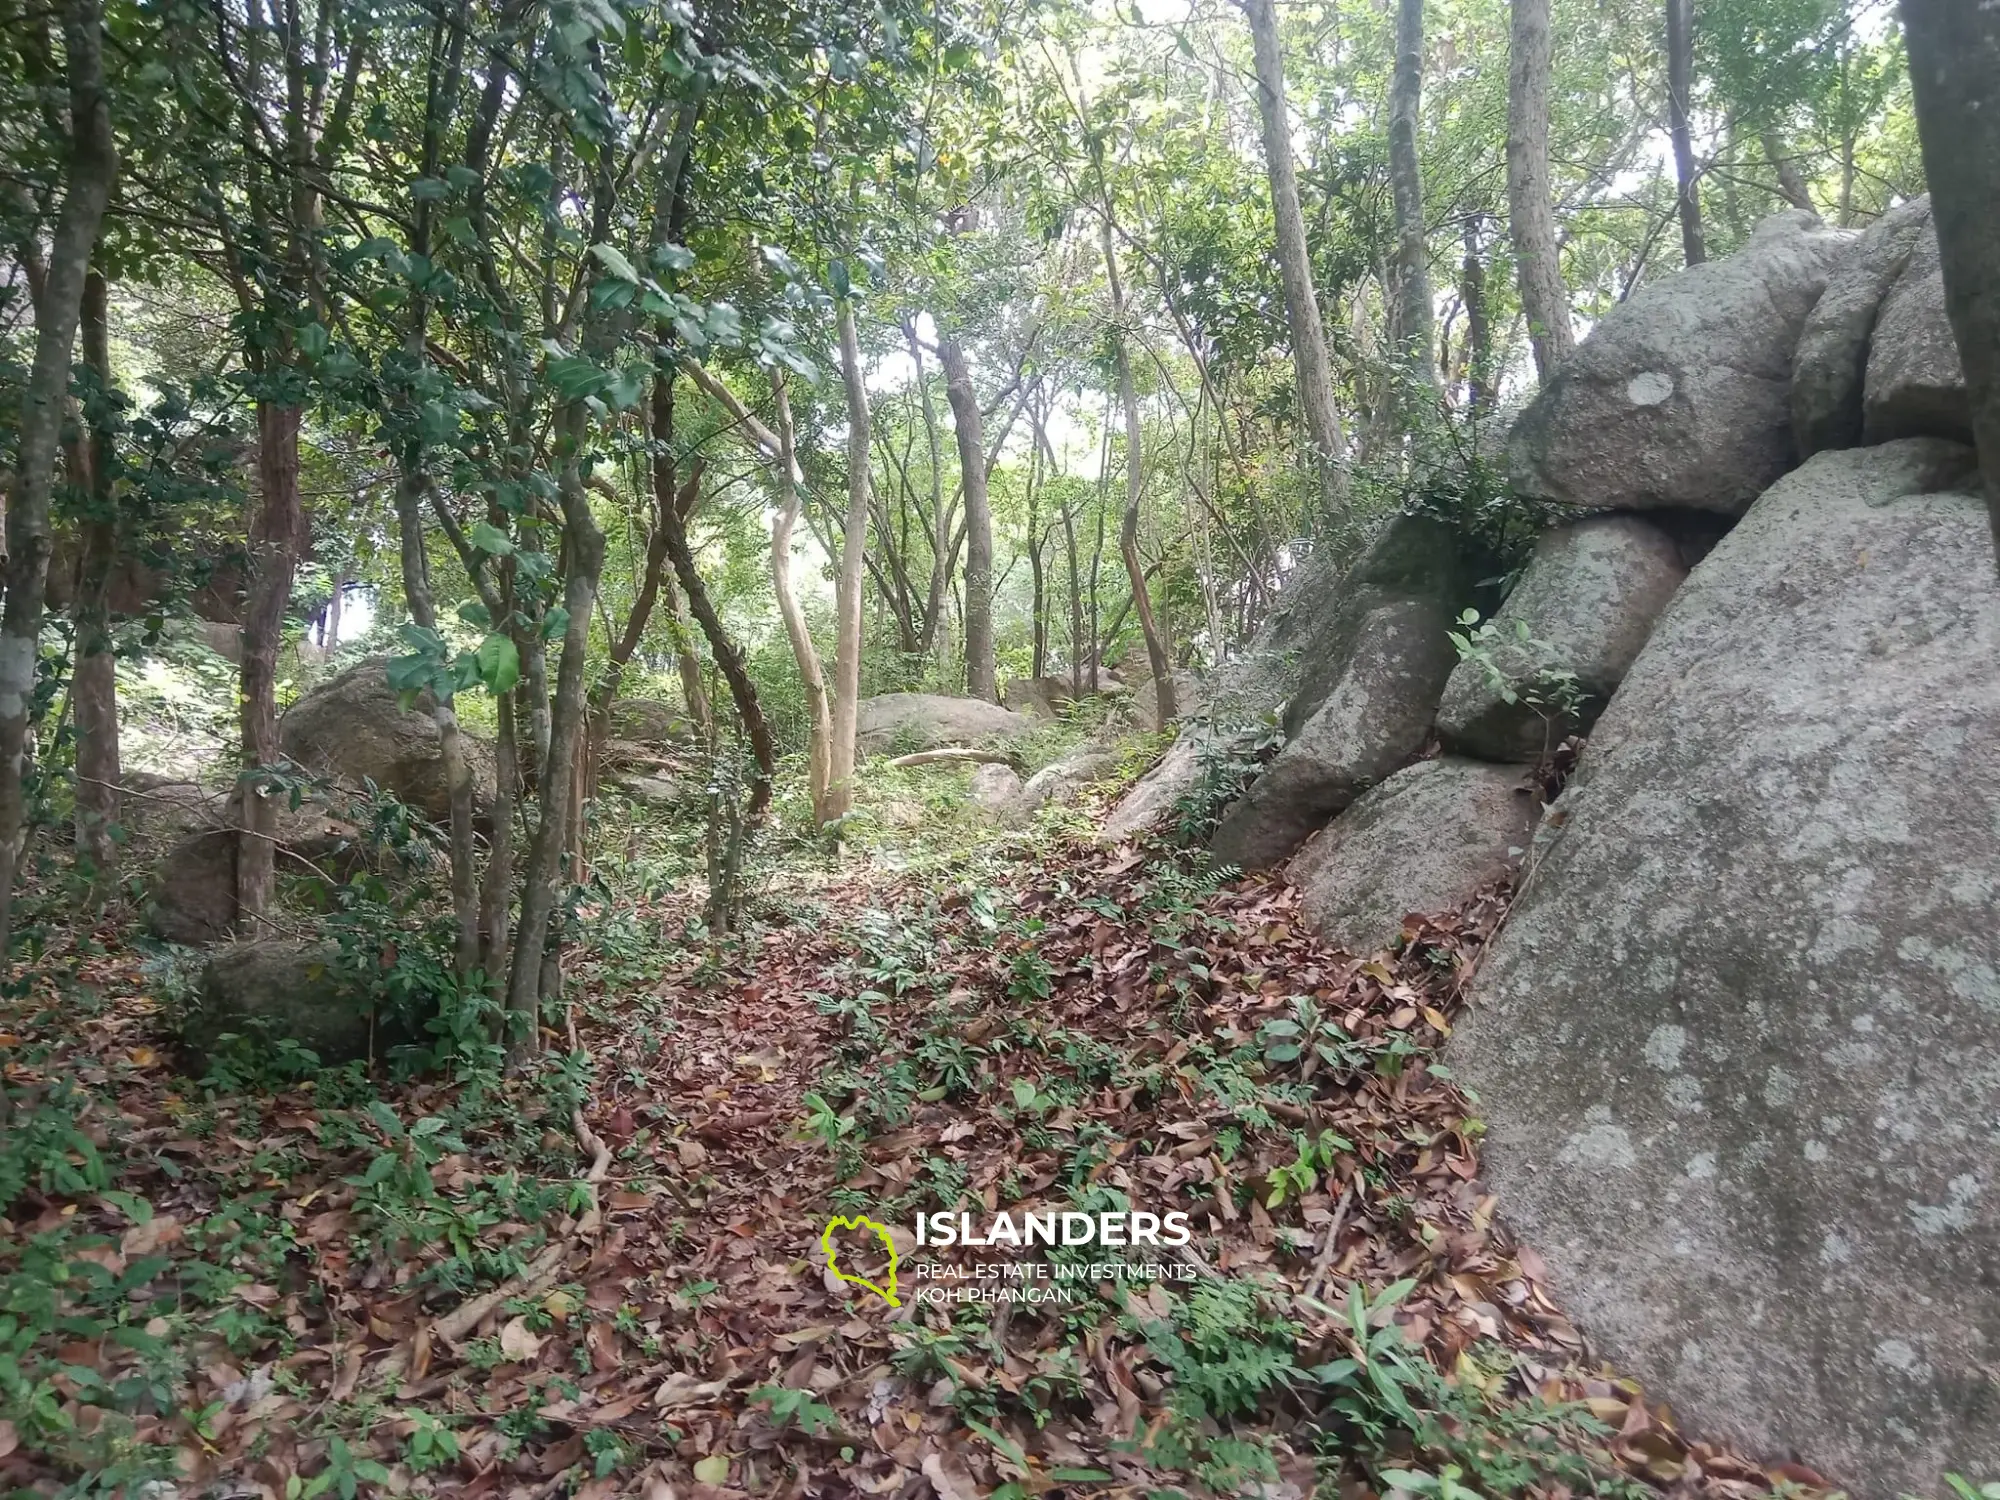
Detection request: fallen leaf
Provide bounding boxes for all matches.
[692,1454,731,1485]
[921,1451,981,1500]
[500,1316,545,1362]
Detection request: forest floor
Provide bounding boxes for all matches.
[0,797,1837,1500]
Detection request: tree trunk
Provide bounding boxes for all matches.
[655,375,774,819]
[769,376,834,820]
[0,0,116,963]
[1506,0,1574,380]
[937,334,995,701]
[1667,0,1706,266]
[506,407,605,1056]
[478,685,517,987]
[1760,129,1813,212]
[394,464,479,977]
[1243,0,1348,514]
[1459,216,1493,412]
[1101,222,1175,721]
[236,400,306,935]
[825,302,873,823]
[1025,427,1047,680]
[905,321,950,655]
[1388,0,1436,392]
[1900,0,2000,561]
[71,268,120,888]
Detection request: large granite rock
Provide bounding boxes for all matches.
[278,658,495,822]
[1453,440,1998,1497]
[1509,210,1853,514]
[608,698,690,744]
[1793,196,1935,457]
[968,762,1026,815]
[1284,514,1475,736]
[1101,735,1207,843]
[1211,598,1456,870]
[1123,669,1206,734]
[1435,516,1686,763]
[1864,226,1970,445]
[1102,514,1478,843]
[146,795,360,946]
[1018,748,1122,820]
[1287,757,1536,956]
[855,693,1038,755]
[182,940,385,1066]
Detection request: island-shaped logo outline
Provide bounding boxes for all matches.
[821,1215,901,1306]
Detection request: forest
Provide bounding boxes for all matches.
[2,0,1996,1493]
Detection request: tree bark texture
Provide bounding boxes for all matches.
[1101,222,1176,722]
[1667,0,1706,266]
[1243,0,1348,514]
[71,267,120,885]
[1388,0,1436,391]
[825,303,873,824]
[0,0,116,963]
[1506,0,1574,380]
[937,334,995,701]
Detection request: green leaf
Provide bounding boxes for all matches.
[546,354,607,402]
[541,607,570,642]
[692,1455,730,1485]
[475,633,521,694]
[468,521,514,555]
[589,242,641,283]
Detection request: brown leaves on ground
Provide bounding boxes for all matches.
[0,837,1826,1500]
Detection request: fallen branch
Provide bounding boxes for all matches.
[884,747,1018,769]
[377,1105,613,1380]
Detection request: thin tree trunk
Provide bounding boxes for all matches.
[1388,0,1436,392]
[71,268,120,888]
[236,401,306,934]
[937,334,995,701]
[1101,222,1175,721]
[655,379,774,819]
[825,302,872,823]
[506,406,605,1055]
[1758,130,1813,212]
[394,464,479,976]
[324,573,344,648]
[1460,216,1493,412]
[1025,427,1046,680]
[648,390,711,736]
[769,376,833,820]
[1243,0,1347,513]
[478,684,517,987]
[0,0,116,962]
[905,321,950,655]
[1667,0,1706,266]
[1506,0,1574,380]
[1900,0,2000,560]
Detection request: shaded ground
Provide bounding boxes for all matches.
[0,816,1830,1499]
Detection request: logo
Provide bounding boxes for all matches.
[821,1216,900,1306]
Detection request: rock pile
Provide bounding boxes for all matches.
[1107,201,1993,1494]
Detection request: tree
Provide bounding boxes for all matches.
[1506,0,1574,380]
[1667,0,1706,266]
[937,328,995,701]
[1241,0,1347,513]
[1900,0,2000,561]
[0,0,117,965]
[1387,0,1436,391]
[824,298,874,823]
[1100,220,1175,722]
